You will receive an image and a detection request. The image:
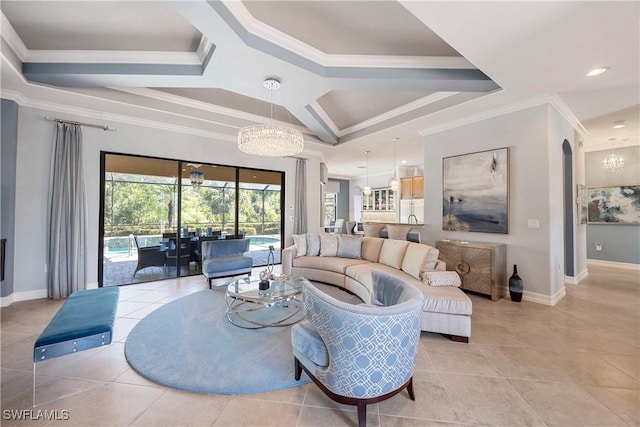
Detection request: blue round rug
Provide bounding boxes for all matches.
[124,288,311,395]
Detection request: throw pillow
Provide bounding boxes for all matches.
[336,235,362,259]
[386,224,412,241]
[363,223,385,238]
[402,243,440,280]
[306,233,321,256]
[423,271,462,287]
[378,239,410,270]
[292,234,307,257]
[361,237,384,263]
[320,233,338,257]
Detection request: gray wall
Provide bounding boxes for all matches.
[585,145,640,264]
[1,99,18,297]
[422,105,578,304]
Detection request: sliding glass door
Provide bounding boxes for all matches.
[99,153,284,287]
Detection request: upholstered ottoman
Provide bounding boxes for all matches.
[419,271,472,342]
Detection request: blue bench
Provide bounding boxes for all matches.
[32,287,119,406]
[34,287,119,362]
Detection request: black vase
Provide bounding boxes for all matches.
[509,264,524,302]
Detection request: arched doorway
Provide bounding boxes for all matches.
[563,140,575,276]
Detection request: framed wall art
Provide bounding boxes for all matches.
[587,185,640,224]
[442,147,509,234]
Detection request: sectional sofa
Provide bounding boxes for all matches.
[282,234,473,342]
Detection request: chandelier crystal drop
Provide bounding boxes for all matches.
[237,78,304,157]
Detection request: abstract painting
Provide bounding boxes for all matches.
[587,185,640,224]
[442,147,509,233]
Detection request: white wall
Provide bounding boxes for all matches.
[422,105,578,305]
[11,105,322,298]
[573,133,588,281]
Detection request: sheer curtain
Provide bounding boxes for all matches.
[293,158,307,234]
[47,123,87,299]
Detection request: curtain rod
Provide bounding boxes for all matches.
[45,116,116,131]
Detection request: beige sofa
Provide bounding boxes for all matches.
[282,235,472,342]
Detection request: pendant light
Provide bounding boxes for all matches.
[363,151,372,196]
[388,138,399,192]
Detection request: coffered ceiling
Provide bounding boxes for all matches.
[1,1,638,178]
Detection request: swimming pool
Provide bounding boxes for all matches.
[249,236,281,247]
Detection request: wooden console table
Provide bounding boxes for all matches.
[435,240,506,301]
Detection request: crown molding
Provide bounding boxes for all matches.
[112,87,314,135]
[341,92,459,137]
[1,10,208,66]
[307,101,340,136]
[23,50,202,65]
[1,11,28,60]
[418,93,588,138]
[223,1,474,70]
[549,94,589,138]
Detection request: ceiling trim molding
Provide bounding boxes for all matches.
[549,94,589,138]
[418,93,588,138]
[341,92,459,137]
[1,11,28,60]
[23,50,203,65]
[113,87,314,136]
[307,101,340,136]
[222,1,475,70]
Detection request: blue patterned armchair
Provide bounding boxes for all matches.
[291,271,424,427]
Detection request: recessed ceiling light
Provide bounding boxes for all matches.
[586,66,609,77]
[401,160,407,164]
[613,120,626,129]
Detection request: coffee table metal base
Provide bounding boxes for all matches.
[225,276,307,329]
[225,297,304,329]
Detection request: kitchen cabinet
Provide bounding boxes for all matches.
[362,188,396,211]
[400,176,424,199]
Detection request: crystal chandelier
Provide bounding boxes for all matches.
[602,151,624,172]
[363,151,372,196]
[602,139,624,172]
[388,138,399,192]
[188,163,204,188]
[237,78,304,157]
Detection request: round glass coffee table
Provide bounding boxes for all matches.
[225,275,307,329]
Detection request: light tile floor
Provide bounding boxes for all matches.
[1,265,638,426]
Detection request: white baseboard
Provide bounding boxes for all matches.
[0,283,99,307]
[565,268,588,285]
[587,259,640,271]
[521,286,566,307]
[1,289,48,307]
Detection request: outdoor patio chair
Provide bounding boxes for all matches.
[133,236,166,277]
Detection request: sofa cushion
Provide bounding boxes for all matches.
[363,223,385,238]
[379,239,410,269]
[361,237,384,263]
[320,234,338,257]
[292,234,307,257]
[306,233,320,256]
[423,271,462,287]
[337,235,362,259]
[402,243,440,280]
[293,256,370,274]
[386,224,412,240]
[420,284,473,315]
[346,263,419,294]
